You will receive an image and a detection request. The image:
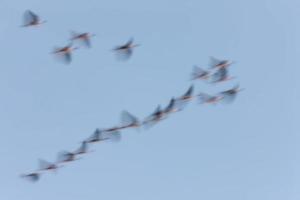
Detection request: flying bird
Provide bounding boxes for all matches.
[85,129,109,144]
[74,141,91,155]
[163,98,180,115]
[209,57,233,69]
[175,85,194,110]
[191,66,210,80]
[57,151,77,163]
[53,43,78,64]
[211,67,234,83]
[120,110,140,129]
[219,84,243,103]
[38,159,59,172]
[22,10,46,27]
[113,38,139,60]
[143,105,166,128]
[102,130,122,143]
[21,172,40,182]
[197,93,222,104]
[71,31,95,48]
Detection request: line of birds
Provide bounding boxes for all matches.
[22,10,139,64]
[20,10,243,182]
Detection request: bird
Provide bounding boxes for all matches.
[113,38,139,60]
[71,31,95,48]
[102,130,122,143]
[211,67,234,83]
[21,172,40,182]
[197,93,222,105]
[53,43,78,64]
[143,105,166,128]
[85,129,109,144]
[209,57,233,69]
[120,110,140,129]
[178,85,194,101]
[219,84,243,103]
[73,141,91,155]
[38,159,60,172]
[163,98,180,115]
[191,66,210,80]
[22,10,46,27]
[57,151,78,164]
[175,85,194,111]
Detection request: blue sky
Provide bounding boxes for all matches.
[0,0,298,199]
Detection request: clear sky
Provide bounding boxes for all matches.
[0,0,298,199]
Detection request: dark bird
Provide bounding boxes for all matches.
[163,98,180,115]
[21,172,40,182]
[102,130,122,143]
[178,85,194,101]
[197,93,222,104]
[120,110,140,129]
[85,129,109,144]
[38,159,59,172]
[57,151,77,163]
[53,43,78,64]
[219,84,243,103]
[210,57,233,69]
[143,105,166,128]
[113,38,139,60]
[104,126,123,132]
[175,85,194,110]
[74,141,91,155]
[191,66,210,80]
[71,31,95,48]
[211,67,234,83]
[22,10,46,27]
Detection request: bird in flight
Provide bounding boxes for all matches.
[21,172,40,182]
[53,43,78,64]
[197,93,222,105]
[113,38,139,60]
[211,67,234,83]
[71,31,95,48]
[38,159,60,172]
[219,84,243,103]
[119,110,141,129]
[22,10,46,27]
[191,66,210,81]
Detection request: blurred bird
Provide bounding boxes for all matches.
[211,67,234,83]
[104,126,123,132]
[102,130,122,143]
[210,57,233,69]
[71,31,95,48]
[175,85,194,110]
[74,141,91,155]
[22,10,46,27]
[85,129,109,144]
[21,172,40,182]
[178,85,194,101]
[197,93,222,104]
[38,159,59,172]
[57,151,77,163]
[120,110,140,129]
[191,66,210,80]
[143,105,166,128]
[219,84,243,103]
[163,98,180,115]
[113,38,139,60]
[53,43,78,64]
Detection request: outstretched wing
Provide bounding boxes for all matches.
[23,10,39,25]
[121,110,139,126]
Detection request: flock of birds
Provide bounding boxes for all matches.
[20,10,243,182]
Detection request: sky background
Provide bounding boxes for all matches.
[0,0,298,199]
